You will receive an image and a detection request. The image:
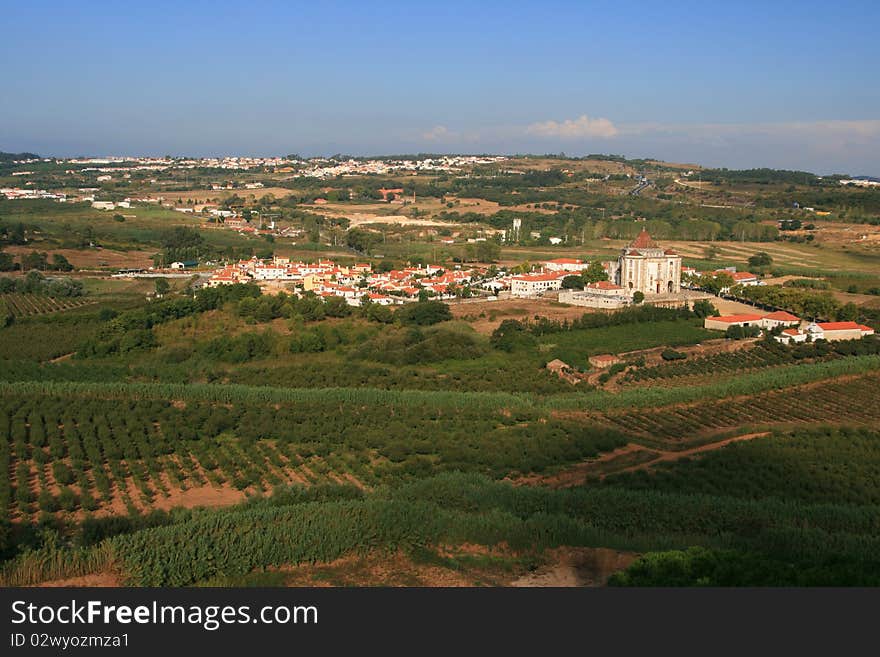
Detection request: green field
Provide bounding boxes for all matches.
[2,154,880,587]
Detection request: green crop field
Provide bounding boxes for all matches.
[2,153,880,588]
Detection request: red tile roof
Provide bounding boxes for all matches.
[629,228,658,249]
[587,280,623,290]
[817,321,863,331]
[763,311,800,321]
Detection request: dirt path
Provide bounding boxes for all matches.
[518,432,770,488]
[610,432,770,477]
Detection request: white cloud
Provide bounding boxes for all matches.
[422,125,453,141]
[526,114,618,139]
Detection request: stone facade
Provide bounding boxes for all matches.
[608,229,682,296]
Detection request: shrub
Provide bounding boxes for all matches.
[661,348,687,361]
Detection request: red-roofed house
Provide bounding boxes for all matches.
[760,311,801,329]
[775,327,808,344]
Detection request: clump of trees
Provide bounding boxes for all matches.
[394,300,452,326]
[725,325,762,339]
[0,271,83,297]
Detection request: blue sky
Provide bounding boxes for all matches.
[2,1,879,173]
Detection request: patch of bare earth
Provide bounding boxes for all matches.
[511,548,638,587]
[35,573,122,587]
[148,483,247,511]
[272,545,637,587]
[3,245,155,269]
[450,297,598,335]
[275,551,493,587]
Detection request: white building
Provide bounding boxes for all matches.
[545,258,585,272]
[509,272,567,297]
[608,229,682,295]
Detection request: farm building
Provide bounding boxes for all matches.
[588,354,623,369]
[703,314,764,331]
[760,311,801,329]
[775,321,874,343]
[806,322,875,342]
[170,260,198,270]
[705,311,801,331]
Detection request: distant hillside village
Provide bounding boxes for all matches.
[172,228,872,345]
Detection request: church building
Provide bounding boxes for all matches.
[609,228,682,295]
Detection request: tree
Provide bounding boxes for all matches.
[395,300,452,326]
[346,229,380,254]
[837,302,859,322]
[692,299,719,318]
[475,241,501,263]
[696,272,735,296]
[583,260,609,284]
[490,319,536,352]
[51,254,73,271]
[561,275,584,290]
[725,324,761,339]
[154,278,170,297]
[21,251,48,271]
[748,252,773,270]
[161,226,203,250]
[0,251,16,272]
[323,295,351,318]
[365,303,393,324]
[632,291,645,304]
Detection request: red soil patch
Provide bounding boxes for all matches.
[149,483,247,511]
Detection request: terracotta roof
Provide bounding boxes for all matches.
[511,272,567,282]
[626,249,642,256]
[664,249,677,255]
[816,321,862,331]
[782,328,801,336]
[763,311,800,321]
[816,322,862,331]
[587,280,623,290]
[711,314,764,323]
[628,228,658,249]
